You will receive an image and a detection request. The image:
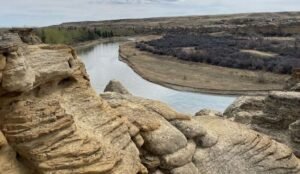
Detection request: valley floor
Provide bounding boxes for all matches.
[120,41,289,95]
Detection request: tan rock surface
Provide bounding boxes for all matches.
[0,33,145,174]
[225,91,300,157]
[0,32,299,174]
[0,131,31,174]
[193,116,300,174]
[102,91,300,174]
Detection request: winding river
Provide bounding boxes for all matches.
[78,41,236,114]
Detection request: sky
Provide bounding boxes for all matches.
[1,0,300,27]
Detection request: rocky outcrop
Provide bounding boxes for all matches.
[102,91,300,174]
[10,28,42,45]
[0,131,31,174]
[0,32,299,174]
[0,32,146,174]
[224,91,300,157]
[104,80,131,95]
[195,109,223,117]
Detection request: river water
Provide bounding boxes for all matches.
[78,42,236,115]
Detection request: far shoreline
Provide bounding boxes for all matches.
[119,41,289,96]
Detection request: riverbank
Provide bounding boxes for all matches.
[73,36,130,50]
[119,42,290,95]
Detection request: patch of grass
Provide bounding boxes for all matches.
[36,27,114,44]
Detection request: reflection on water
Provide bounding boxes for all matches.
[78,42,236,114]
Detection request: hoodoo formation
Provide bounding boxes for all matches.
[0,31,299,174]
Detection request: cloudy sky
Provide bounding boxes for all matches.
[1,0,300,27]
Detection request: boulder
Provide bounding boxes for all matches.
[161,141,196,169]
[2,52,35,92]
[171,119,206,139]
[0,33,21,53]
[195,109,223,117]
[104,80,131,95]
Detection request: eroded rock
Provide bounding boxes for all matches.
[0,32,299,174]
[195,109,223,117]
[104,80,131,95]
[225,91,300,157]
[161,140,196,169]
[170,162,198,174]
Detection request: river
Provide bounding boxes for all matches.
[78,42,236,115]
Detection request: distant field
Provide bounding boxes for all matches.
[137,33,300,74]
[38,11,300,45]
[120,42,289,95]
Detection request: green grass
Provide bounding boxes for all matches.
[36,27,114,44]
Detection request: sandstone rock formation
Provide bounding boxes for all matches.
[104,80,131,95]
[195,109,223,117]
[224,91,300,157]
[103,82,300,174]
[0,32,146,174]
[0,32,299,174]
[10,28,42,45]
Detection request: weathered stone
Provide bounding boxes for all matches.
[0,33,146,174]
[10,28,42,45]
[141,154,161,170]
[0,131,31,174]
[152,169,165,174]
[170,162,198,174]
[142,119,188,156]
[224,96,266,124]
[195,131,218,148]
[0,54,6,70]
[161,140,196,169]
[0,32,300,174]
[133,134,145,147]
[0,33,22,53]
[104,80,131,94]
[195,109,223,117]
[171,119,207,139]
[2,52,35,92]
[193,116,300,174]
[225,91,300,157]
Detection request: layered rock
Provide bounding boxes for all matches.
[102,81,300,174]
[225,91,300,157]
[10,28,42,45]
[0,131,30,174]
[0,32,299,174]
[0,33,146,174]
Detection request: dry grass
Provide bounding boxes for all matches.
[120,41,290,95]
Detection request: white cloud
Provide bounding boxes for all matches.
[0,0,299,27]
